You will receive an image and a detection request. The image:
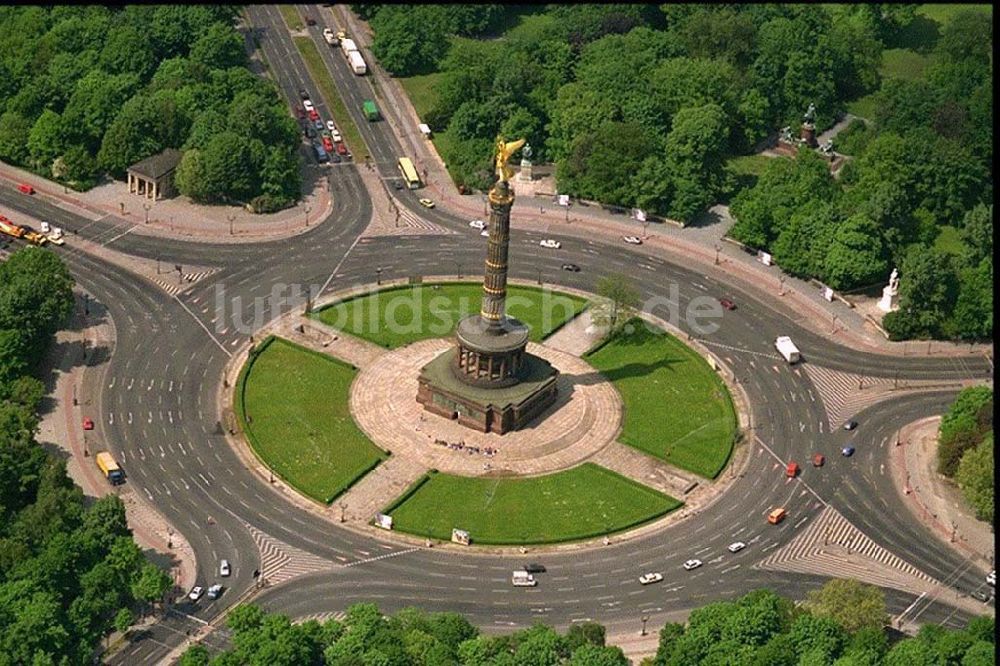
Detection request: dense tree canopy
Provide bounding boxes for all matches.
[0,6,301,207]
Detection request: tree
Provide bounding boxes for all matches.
[822,214,888,290]
[198,131,259,203]
[594,273,640,331]
[98,24,156,79]
[189,21,246,70]
[566,622,606,650]
[955,433,993,522]
[0,111,32,165]
[370,6,447,76]
[557,121,656,207]
[569,644,629,665]
[113,607,133,637]
[130,562,172,615]
[951,257,993,340]
[0,247,75,364]
[97,95,165,176]
[936,9,992,66]
[804,579,888,634]
[27,109,64,174]
[959,204,993,267]
[178,644,211,666]
[885,246,959,340]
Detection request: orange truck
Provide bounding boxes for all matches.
[0,216,26,239]
[21,227,48,246]
[768,507,787,524]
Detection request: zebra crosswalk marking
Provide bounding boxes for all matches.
[245,523,338,587]
[148,268,219,297]
[397,207,448,233]
[755,505,937,592]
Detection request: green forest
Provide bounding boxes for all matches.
[362,4,992,341]
[0,6,302,213]
[178,582,995,665]
[937,386,993,523]
[0,247,173,664]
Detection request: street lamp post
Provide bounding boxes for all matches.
[143,202,151,224]
[714,244,721,265]
[640,615,650,636]
[304,204,312,227]
[831,315,838,333]
[228,214,236,235]
[376,267,382,285]
[778,276,785,296]
[537,269,542,285]
[339,502,347,523]
[456,262,462,279]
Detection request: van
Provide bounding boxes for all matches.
[511,571,537,587]
[768,508,787,524]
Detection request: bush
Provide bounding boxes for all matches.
[248,193,292,214]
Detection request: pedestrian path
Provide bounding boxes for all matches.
[397,206,448,233]
[292,611,347,625]
[802,364,968,429]
[755,505,936,592]
[589,442,698,499]
[149,268,220,297]
[544,309,603,357]
[335,455,427,525]
[245,523,338,587]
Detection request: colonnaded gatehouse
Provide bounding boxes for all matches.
[416,138,558,433]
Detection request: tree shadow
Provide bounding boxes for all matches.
[568,355,683,386]
[885,15,941,54]
[686,206,729,230]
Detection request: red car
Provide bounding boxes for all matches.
[322,136,334,152]
[82,417,95,431]
[308,108,320,121]
[812,453,825,467]
[335,142,348,155]
[17,183,34,195]
[719,298,736,311]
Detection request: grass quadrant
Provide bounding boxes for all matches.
[312,283,588,349]
[278,5,303,31]
[237,337,385,503]
[386,464,681,545]
[586,320,737,479]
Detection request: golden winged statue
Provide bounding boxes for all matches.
[494,135,526,182]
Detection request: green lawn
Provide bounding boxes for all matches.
[385,464,681,544]
[313,283,588,349]
[397,72,444,123]
[278,5,303,31]
[933,225,966,257]
[917,3,991,25]
[236,337,385,503]
[880,48,932,81]
[585,320,737,479]
[293,37,369,161]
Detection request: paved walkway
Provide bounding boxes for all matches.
[543,309,604,357]
[890,416,995,572]
[590,442,698,498]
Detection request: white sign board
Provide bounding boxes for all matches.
[375,513,393,530]
[633,208,646,222]
[556,194,570,207]
[823,287,834,302]
[418,123,432,138]
[451,528,470,545]
[758,251,772,266]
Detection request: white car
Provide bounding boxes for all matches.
[623,235,642,245]
[40,221,51,233]
[639,572,663,585]
[683,559,703,571]
[219,559,230,577]
[326,120,336,132]
[728,542,746,553]
[540,239,561,249]
[188,586,204,601]
[480,229,489,237]
[46,228,65,245]
[469,219,486,230]
[331,129,342,142]
[988,570,996,586]
[303,100,315,112]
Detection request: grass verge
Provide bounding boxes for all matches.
[312,283,588,349]
[235,336,385,503]
[278,5,303,31]
[293,36,369,161]
[585,320,737,479]
[397,72,444,123]
[384,464,681,545]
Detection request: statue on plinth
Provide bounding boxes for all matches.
[878,267,900,313]
[800,102,818,148]
[495,136,526,183]
[517,143,533,183]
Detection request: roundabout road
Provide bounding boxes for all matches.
[1,11,991,660]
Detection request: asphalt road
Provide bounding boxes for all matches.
[0,6,991,663]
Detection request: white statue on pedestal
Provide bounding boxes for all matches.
[517,143,533,183]
[878,267,899,312]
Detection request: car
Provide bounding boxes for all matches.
[638,572,663,585]
[480,229,489,237]
[540,239,561,249]
[719,298,736,311]
[207,584,223,599]
[322,136,334,152]
[843,420,858,431]
[219,559,230,577]
[523,563,546,574]
[972,589,992,603]
[336,30,346,40]
[314,119,325,131]
[326,120,336,132]
[728,541,746,553]
[393,180,403,190]
[419,198,435,208]
[82,417,94,431]
[329,152,342,164]
[310,109,321,122]
[295,108,305,119]
[812,453,825,467]
[188,586,203,601]
[623,235,642,245]
[305,17,316,26]
[561,263,581,272]
[987,571,996,586]
[46,228,65,246]
[841,446,855,457]
[469,219,486,230]
[331,129,342,142]
[336,142,348,156]
[683,559,703,571]
[298,89,309,100]
[304,125,316,139]
[321,129,331,139]
[303,100,315,112]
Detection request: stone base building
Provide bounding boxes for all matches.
[127,148,182,200]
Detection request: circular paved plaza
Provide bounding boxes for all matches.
[350,338,623,476]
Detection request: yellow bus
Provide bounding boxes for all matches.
[397,157,421,189]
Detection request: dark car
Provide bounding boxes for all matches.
[841,446,855,457]
[393,180,403,190]
[299,89,309,100]
[561,263,581,272]
[843,420,858,431]
[329,152,342,163]
[719,298,736,311]
[523,563,546,574]
[305,17,316,26]
[972,590,992,603]
[304,126,316,139]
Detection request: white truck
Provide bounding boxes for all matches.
[775,336,801,364]
[340,37,357,57]
[322,27,338,46]
[511,571,537,587]
[348,50,367,75]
